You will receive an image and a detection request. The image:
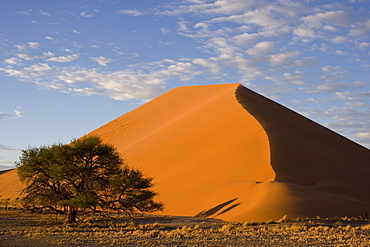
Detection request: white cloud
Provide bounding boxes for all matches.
[293,26,316,42]
[0,144,17,151]
[227,56,262,82]
[211,7,284,27]
[45,36,57,41]
[269,51,300,67]
[294,57,317,67]
[14,107,22,118]
[231,33,259,47]
[0,60,203,101]
[14,42,40,52]
[159,27,170,34]
[246,41,274,56]
[46,54,79,63]
[80,11,94,17]
[160,62,201,81]
[331,35,347,44]
[5,57,19,65]
[27,42,40,49]
[335,50,346,56]
[39,10,51,16]
[283,71,305,85]
[0,107,22,120]
[192,58,220,74]
[42,51,55,58]
[117,9,143,16]
[355,132,370,140]
[17,53,34,61]
[208,37,239,60]
[72,30,80,34]
[301,10,350,29]
[350,19,370,37]
[357,42,370,50]
[316,82,350,93]
[323,25,339,32]
[90,56,114,66]
[304,106,370,146]
[194,0,256,15]
[321,65,346,82]
[16,9,32,15]
[161,0,256,16]
[294,10,350,42]
[0,63,53,79]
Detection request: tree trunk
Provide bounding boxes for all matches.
[67,207,77,223]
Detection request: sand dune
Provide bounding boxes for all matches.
[1,83,370,221]
[0,169,23,200]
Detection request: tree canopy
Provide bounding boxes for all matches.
[16,136,163,223]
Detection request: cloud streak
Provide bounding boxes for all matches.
[46,54,79,63]
[0,107,22,120]
[90,57,114,66]
[0,145,17,151]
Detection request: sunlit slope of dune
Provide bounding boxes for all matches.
[90,84,275,218]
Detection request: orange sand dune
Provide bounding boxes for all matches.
[1,83,370,221]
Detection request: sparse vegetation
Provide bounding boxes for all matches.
[15,136,163,223]
[1,210,370,246]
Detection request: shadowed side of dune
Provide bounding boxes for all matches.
[235,85,370,219]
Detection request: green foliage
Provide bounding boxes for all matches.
[16,136,163,223]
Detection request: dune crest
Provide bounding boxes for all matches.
[1,83,369,221]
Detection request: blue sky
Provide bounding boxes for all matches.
[1,0,369,170]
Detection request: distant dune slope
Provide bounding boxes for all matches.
[1,84,369,221]
[0,169,23,201]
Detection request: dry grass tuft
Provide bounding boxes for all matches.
[277,215,290,223]
[219,223,235,232]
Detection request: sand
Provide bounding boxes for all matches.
[1,83,370,222]
[0,169,23,201]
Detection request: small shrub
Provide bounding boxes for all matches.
[220,223,235,232]
[140,222,164,230]
[277,215,290,223]
[180,225,192,232]
[289,224,307,231]
[361,224,370,230]
[343,225,352,231]
[267,219,276,224]
[242,221,259,227]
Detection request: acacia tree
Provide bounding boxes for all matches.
[16,136,163,223]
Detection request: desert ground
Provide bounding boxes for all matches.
[1,207,370,247]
